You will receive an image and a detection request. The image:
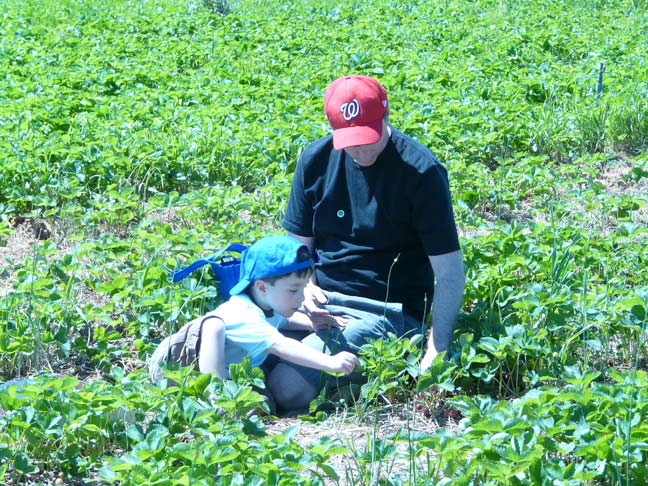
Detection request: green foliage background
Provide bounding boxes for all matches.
[2,0,648,213]
[0,0,647,484]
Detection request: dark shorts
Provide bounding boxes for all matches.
[148,315,222,384]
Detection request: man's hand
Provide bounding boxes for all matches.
[302,281,346,330]
[327,351,360,374]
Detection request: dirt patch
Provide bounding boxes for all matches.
[467,155,648,234]
[265,401,458,485]
[0,218,75,293]
[598,155,648,196]
[0,221,39,270]
[597,156,648,228]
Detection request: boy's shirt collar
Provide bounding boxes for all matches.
[234,291,274,318]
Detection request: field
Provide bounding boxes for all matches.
[1,0,647,484]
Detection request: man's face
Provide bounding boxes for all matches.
[262,274,309,318]
[343,119,391,167]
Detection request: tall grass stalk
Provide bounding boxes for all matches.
[370,252,400,483]
[0,289,18,377]
[405,396,418,486]
[625,316,648,486]
[343,252,405,482]
[27,243,45,375]
[580,255,590,366]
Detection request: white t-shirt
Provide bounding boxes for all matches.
[217,294,288,370]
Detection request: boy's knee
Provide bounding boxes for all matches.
[254,386,277,416]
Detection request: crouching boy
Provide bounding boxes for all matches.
[149,235,359,410]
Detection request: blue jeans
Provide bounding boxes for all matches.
[267,291,422,411]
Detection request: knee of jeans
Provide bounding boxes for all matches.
[267,362,321,411]
[337,318,386,351]
[311,323,366,353]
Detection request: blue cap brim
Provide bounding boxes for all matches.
[228,278,251,296]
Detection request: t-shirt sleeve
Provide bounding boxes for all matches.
[411,165,461,255]
[282,155,314,237]
[220,296,286,368]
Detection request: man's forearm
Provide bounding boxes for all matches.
[284,311,315,331]
[426,250,466,357]
[429,275,465,354]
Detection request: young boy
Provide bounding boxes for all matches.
[148,235,359,396]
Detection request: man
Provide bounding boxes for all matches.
[267,75,465,411]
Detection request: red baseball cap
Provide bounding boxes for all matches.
[324,75,389,150]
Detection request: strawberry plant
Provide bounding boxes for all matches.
[0,0,647,484]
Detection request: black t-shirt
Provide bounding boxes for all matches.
[283,128,460,321]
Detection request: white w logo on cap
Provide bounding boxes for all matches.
[340,99,360,121]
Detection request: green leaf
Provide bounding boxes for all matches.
[14,453,38,475]
[561,366,601,388]
[126,424,146,442]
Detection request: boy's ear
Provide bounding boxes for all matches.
[253,279,267,294]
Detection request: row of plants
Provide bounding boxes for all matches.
[3,152,645,380]
[2,319,646,484]
[0,363,346,484]
[1,0,648,218]
[1,157,645,483]
[1,0,647,484]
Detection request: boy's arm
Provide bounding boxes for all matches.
[197,317,227,379]
[268,336,359,375]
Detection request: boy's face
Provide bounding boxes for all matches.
[261,274,309,318]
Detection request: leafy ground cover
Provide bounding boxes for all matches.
[1,0,647,484]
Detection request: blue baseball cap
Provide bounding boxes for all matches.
[229,235,314,295]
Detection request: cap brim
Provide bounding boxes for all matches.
[228,278,251,296]
[332,119,383,150]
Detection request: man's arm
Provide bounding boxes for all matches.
[288,233,315,253]
[287,232,346,330]
[284,311,314,331]
[420,249,465,372]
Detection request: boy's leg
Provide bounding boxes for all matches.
[257,360,280,415]
[268,315,392,410]
[267,359,322,411]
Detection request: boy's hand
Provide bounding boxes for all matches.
[328,352,360,374]
[303,281,347,330]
